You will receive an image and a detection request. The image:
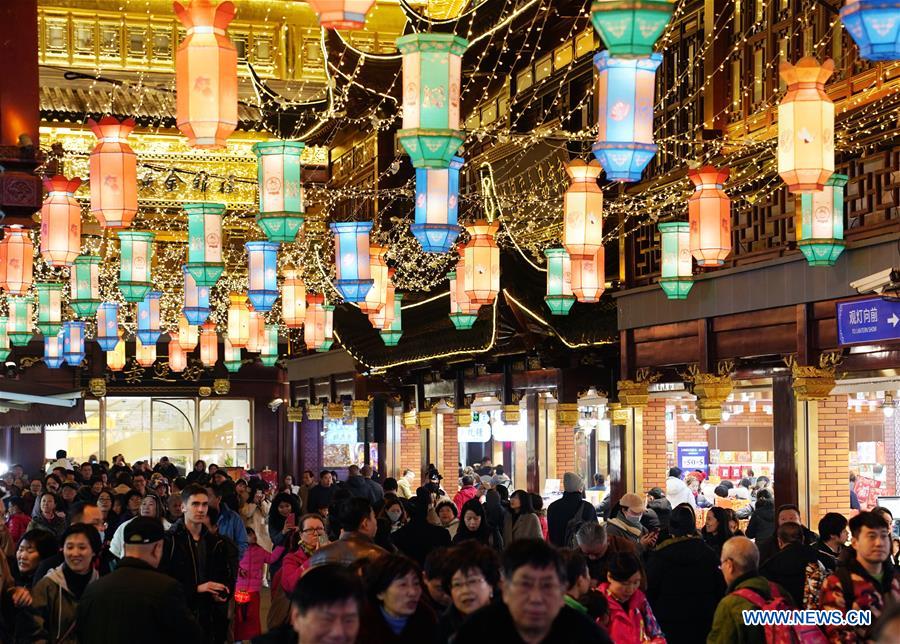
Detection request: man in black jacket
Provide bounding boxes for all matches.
[546,472,596,547]
[760,521,822,607]
[77,517,203,643]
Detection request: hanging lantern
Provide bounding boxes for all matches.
[178,315,199,351]
[183,266,211,326]
[778,57,835,193]
[590,0,675,56]
[307,0,376,29]
[796,173,848,266]
[281,268,306,328]
[118,230,155,303]
[137,291,162,346]
[260,323,279,366]
[246,310,265,353]
[96,302,120,351]
[87,116,138,229]
[304,294,334,351]
[593,52,661,182]
[448,269,478,330]
[0,317,10,362]
[200,322,218,367]
[359,245,388,315]
[658,222,693,299]
[396,33,468,168]
[246,241,279,312]
[36,283,64,337]
[571,249,606,303]
[0,226,33,296]
[7,296,32,347]
[224,336,242,372]
[381,294,404,346]
[62,321,86,366]
[840,1,900,62]
[69,255,101,318]
[330,222,374,302]
[368,270,396,331]
[227,293,250,348]
[135,336,157,368]
[463,220,500,306]
[563,160,604,260]
[688,166,732,267]
[185,202,225,287]
[43,333,64,369]
[169,341,188,373]
[253,140,305,242]
[173,0,238,149]
[107,331,126,371]
[412,156,463,253]
[544,248,576,315]
[40,176,82,266]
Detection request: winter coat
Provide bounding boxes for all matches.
[441,518,460,540]
[347,475,376,503]
[305,484,335,513]
[7,513,30,544]
[647,497,672,532]
[357,600,437,644]
[819,558,900,643]
[27,514,66,539]
[308,532,388,569]
[607,510,648,551]
[451,522,503,552]
[502,512,543,545]
[237,543,285,593]
[598,582,666,643]
[665,476,696,509]
[240,500,273,551]
[17,564,98,644]
[547,492,596,547]
[490,473,511,489]
[392,520,451,566]
[397,478,413,499]
[365,478,384,504]
[452,486,479,515]
[707,573,788,644]
[454,602,612,644]
[745,501,775,542]
[757,525,818,564]
[217,503,249,560]
[280,544,315,594]
[759,542,821,608]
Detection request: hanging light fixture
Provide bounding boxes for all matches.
[796,173,848,266]
[200,321,218,367]
[281,268,306,328]
[43,333,64,369]
[658,222,693,299]
[359,245,388,316]
[135,336,157,367]
[35,282,64,337]
[253,140,305,242]
[463,220,500,306]
[411,156,463,253]
[778,57,835,193]
[137,291,162,346]
[185,202,225,287]
[40,175,82,266]
[182,266,211,326]
[840,1,900,61]
[96,302,119,351]
[368,270,396,331]
[117,230,154,303]
[107,331,126,371]
[571,249,605,303]
[448,268,478,330]
[246,241,279,312]
[226,292,250,348]
[69,255,101,318]
[563,160,604,260]
[396,33,468,168]
[87,116,138,229]
[173,0,238,149]
[307,0,376,29]
[0,226,33,296]
[330,222,374,302]
[380,294,404,346]
[223,336,242,372]
[178,314,199,351]
[304,294,334,352]
[168,341,188,373]
[62,321,86,366]
[590,0,676,56]
[260,323,279,366]
[246,310,265,353]
[0,317,10,362]
[544,248,576,315]
[6,296,32,347]
[688,166,732,267]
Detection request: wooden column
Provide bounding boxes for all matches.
[0,0,38,147]
[773,374,798,508]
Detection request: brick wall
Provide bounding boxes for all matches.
[398,416,422,481]
[556,422,576,478]
[440,414,459,497]
[643,399,668,491]
[818,396,850,521]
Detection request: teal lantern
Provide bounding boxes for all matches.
[43,333,64,369]
[246,241,279,312]
[380,293,403,346]
[7,296,33,347]
[544,248,576,315]
[260,323,279,366]
[318,305,335,352]
[36,282,64,337]
[448,270,477,330]
[62,320,86,366]
[0,317,10,361]
[396,33,468,168]
[658,222,694,299]
[137,291,162,345]
[253,140,305,242]
[69,255,101,318]
[796,173,848,267]
[118,230,154,302]
[185,202,225,287]
[224,336,242,372]
[590,0,676,56]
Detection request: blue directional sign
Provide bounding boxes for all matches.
[837,296,900,345]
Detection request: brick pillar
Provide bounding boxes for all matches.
[399,411,422,481]
[816,396,850,521]
[441,413,459,497]
[642,399,667,491]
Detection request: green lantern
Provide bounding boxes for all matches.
[185,203,225,287]
[448,270,477,330]
[260,323,279,367]
[7,296,32,346]
[36,282,64,336]
[253,141,305,243]
[796,173,848,267]
[590,0,676,57]
[317,305,335,352]
[224,336,242,373]
[658,222,693,299]
[0,316,10,361]
[544,248,576,316]
[118,230,155,303]
[69,254,101,318]
[381,294,404,346]
[396,33,468,168]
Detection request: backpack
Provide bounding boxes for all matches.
[564,500,596,547]
[732,581,828,644]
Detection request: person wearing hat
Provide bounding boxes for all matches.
[606,493,658,552]
[76,517,203,643]
[547,472,597,547]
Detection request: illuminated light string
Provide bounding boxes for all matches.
[502,289,615,349]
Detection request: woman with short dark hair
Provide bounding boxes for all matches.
[357,553,436,642]
[600,552,665,642]
[434,544,500,643]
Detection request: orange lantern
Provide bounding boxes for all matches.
[173,0,238,149]
[246,310,265,353]
[200,321,218,367]
[88,116,138,229]
[281,268,307,328]
[0,226,34,295]
[688,166,731,266]
[359,245,388,315]
[571,248,605,303]
[307,0,376,30]
[463,220,500,306]
[368,270,396,331]
[135,336,157,367]
[563,160,604,260]
[40,175,82,266]
[169,341,188,373]
[227,292,250,348]
[304,294,334,352]
[178,315,199,351]
[107,331,126,372]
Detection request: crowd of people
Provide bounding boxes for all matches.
[0,452,898,643]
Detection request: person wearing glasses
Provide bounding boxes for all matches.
[281,514,328,594]
[434,544,501,642]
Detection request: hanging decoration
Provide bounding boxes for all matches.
[7,296,32,347]
[840,1,900,62]
[135,337,157,367]
[183,266,211,326]
[463,220,500,306]
[36,282,64,337]
[96,302,120,351]
[307,0,376,29]
[571,250,605,303]
[137,291,162,346]
[224,336,242,372]
[281,268,306,328]
[40,176,82,266]
[412,156,463,253]
[544,248,575,315]
[253,140,305,243]
[169,342,188,373]
[380,294,404,346]
[778,57,835,193]
[563,160,604,260]
[448,268,478,330]
[200,322,218,367]
[590,0,676,56]
[658,222,693,299]
[246,241,279,312]
[0,226,33,296]
[796,173,849,266]
[260,324,279,366]
[173,0,238,149]
[178,315,199,351]
[0,318,10,362]
[688,166,732,267]
[304,294,334,352]
[62,321,86,366]
[330,222,374,302]
[227,292,251,348]
[396,33,468,168]
[247,310,265,353]
[593,52,662,182]
[368,270,396,331]
[43,333,64,369]
[118,230,155,303]
[88,116,138,229]
[185,202,225,287]
[359,245,388,316]
[69,255,101,318]
[107,331,126,371]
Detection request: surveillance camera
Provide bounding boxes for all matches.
[850,267,900,295]
[268,398,284,412]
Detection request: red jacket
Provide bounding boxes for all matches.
[7,513,29,545]
[236,543,284,593]
[453,486,479,515]
[598,582,666,643]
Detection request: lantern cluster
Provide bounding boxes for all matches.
[840,0,900,62]
[253,141,306,243]
[796,173,848,266]
[88,116,138,229]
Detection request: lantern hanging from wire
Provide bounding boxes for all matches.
[118,230,154,303]
[69,255,101,318]
[571,249,606,303]
[281,268,306,328]
[43,333,64,369]
[260,323,279,366]
[183,266,211,326]
[200,322,218,367]
[178,315,199,351]
[563,160,604,260]
[0,226,33,296]
[796,173,848,266]
[36,282,64,337]
[658,222,693,299]
[0,317,10,362]
[135,336,157,368]
[688,165,732,267]
[359,245,388,315]
[412,156,463,253]
[227,292,250,348]
[380,294,404,346]
[185,202,225,287]
[168,341,188,373]
[463,220,500,306]
[246,310,265,353]
[593,52,661,182]
[96,302,119,351]
[246,241,279,312]
[253,140,305,242]
[396,33,468,168]
[330,222,374,302]
[137,291,162,346]
[40,175,82,266]
[368,270,396,331]
[840,1,900,61]
[304,294,334,352]
[173,0,238,149]
[88,116,138,229]
[224,336,242,372]
[590,0,676,56]
[544,248,576,316]
[778,57,835,193]
[107,331,126,371]
[6,296,32,347]
[62,321,86,366]
[448,269,478,330]
[307,0,376,29]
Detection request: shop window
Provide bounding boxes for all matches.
[74,23,94,55]
[575,30,595,59]
[322,417,364,468]
[481,102,497,125]
[99,24,121,58]
[44,400,101,464]
[106,397,152,463]
[254,36,274,64]
[151,29,172,62]
[127,27,147,59]
[233,34,249,62]
[554,42,573,70]
[199,399,251,468]
[535,53,552,82]
[152,399,195,474]
[45,20,68,54]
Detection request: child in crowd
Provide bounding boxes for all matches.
[234,527,284,642]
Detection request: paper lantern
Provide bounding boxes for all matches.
[307,0,376,29]
[173,0,238,149]
[135,336,157,367]
[260,323,279,366]
[778,57,835,193]
[137,291,162,346]
[118,230,154,302]
[590,0,675,56]
[168,341,188,373]
[7,296,32,347]
[36,282,64,337]
[463,220,500,306]
[0,226,34,296]
[43,333,64,369]
[246,310,265,353]
[227,292,250,348]
[396,33,468,168]
[840,1,900,61]
[688,166,731,267]
[359,245,388,315]
[96,302,120,351]
[380,294,403,346]
[281,268,306,328]
[0,317,10,362]
[185,202,225,287]
[304,294,334,351]
[69,255,101,318]
[592,52,661,182]
[62,321,86,366]
[246,241,279,312]
[563,160,604,260]
[178,315,199,351]
[330,222,374,302]
[40,175,82,266]
[796,173,848,266]
[183,266,211,326]
[448,269,478,330]
[412,156,463,253]
[107,331,126,371]
[88,116,138,229]
[223,336,242,372]
[200,322,218,367]
[544,248,576,315]
[253,140,305,242]
[658,222,693,299]
[368,270,396,331]
[571,249,605,303]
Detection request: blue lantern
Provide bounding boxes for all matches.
[62,321,86,366]
[592,51,662,182]
[841,1,900,61]
[330,222,374,302]
[43,333,64,369]
[183,266,211,326]
[96,302,120,351]
[411,156,463,253]
[246,241,279,312]
[137,291,162,346]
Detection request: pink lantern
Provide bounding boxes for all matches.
[88,116,138,229]
[40,175,83,266]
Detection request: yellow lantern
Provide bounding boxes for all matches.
[135,336,157,367]
[571,248,605,303]
[359,245,388,316]
[563,160,604,260]
[169,341,188,373]
[40,176,83,266]
[227,292,250,348]
[463,220,500,306]
[200,322,218,367]
[0,226,34,296]
[281,268,307,329]
[178,315,199,351]
[107,331,126,371]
